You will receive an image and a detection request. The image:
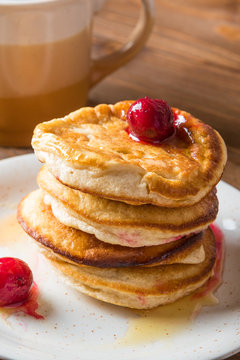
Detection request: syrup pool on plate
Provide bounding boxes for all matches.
[118,292,218,346]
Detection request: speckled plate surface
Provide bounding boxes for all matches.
[0,154,240,360]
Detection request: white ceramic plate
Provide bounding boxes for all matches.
[0,154,240,360]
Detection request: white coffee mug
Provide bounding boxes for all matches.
[0,0,154,146]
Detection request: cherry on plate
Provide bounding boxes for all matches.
[0,257,33,307]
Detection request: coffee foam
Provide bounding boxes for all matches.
[0,1,91,45]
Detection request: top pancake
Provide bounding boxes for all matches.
[32,101,227,207]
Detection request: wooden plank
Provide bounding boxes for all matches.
[90,0,240,147]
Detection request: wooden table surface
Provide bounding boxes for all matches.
[0,0,239,359]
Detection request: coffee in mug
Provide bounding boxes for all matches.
[0,0,154,146]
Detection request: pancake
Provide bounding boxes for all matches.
[17,190,206,268]
[38,166,218,247]
[32,101,227,207]
[37,227,216,309]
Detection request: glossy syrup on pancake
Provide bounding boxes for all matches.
[32,101,227,207]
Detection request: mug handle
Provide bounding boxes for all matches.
[90,0,155,87]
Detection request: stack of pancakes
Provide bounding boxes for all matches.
[18,101,227,309]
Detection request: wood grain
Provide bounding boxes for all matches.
[90,0,240,148]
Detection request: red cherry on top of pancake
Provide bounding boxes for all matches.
[126,97,175,144]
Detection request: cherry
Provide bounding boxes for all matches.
[126,97,175,143]
[0,257,33,307]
